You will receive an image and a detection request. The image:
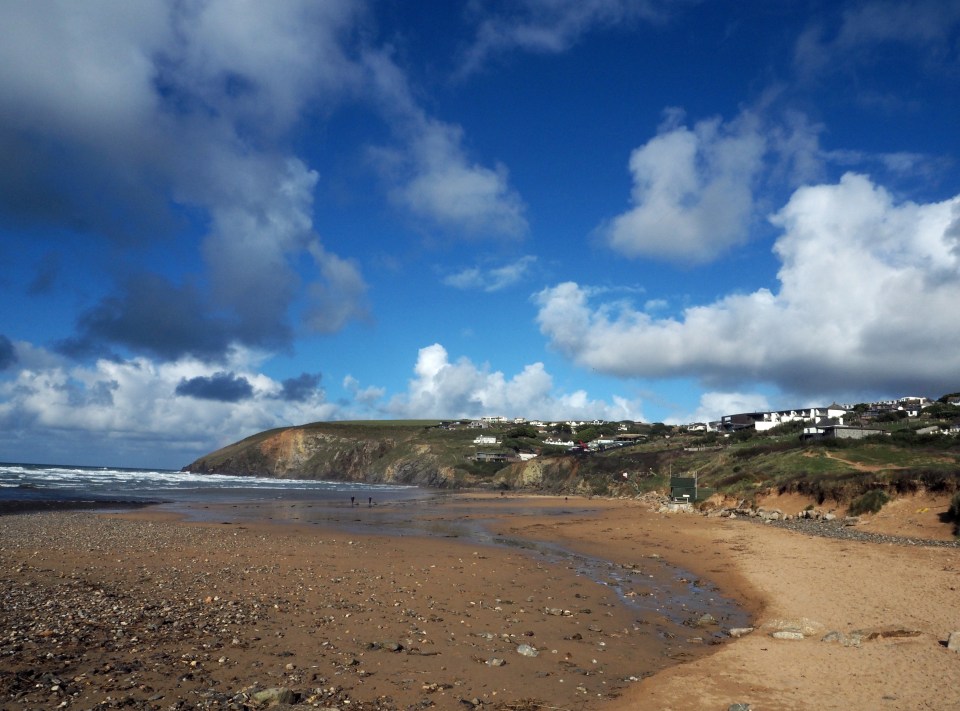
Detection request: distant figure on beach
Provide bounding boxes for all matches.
[368,496,372,507]
[350,496,355,507]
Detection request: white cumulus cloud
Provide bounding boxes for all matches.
[386,343,643,421]
[600,109,767,264]
[539,173,960,400]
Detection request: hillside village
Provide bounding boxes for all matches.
[447,393,960,463]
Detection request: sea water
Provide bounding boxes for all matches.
[0,462,425,507]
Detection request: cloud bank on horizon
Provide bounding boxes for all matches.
[1,0,958,467]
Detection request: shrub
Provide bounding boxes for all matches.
[848,489,890,516]
[948,491,960,538]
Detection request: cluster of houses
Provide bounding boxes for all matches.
[463,417,643,462]
[695,395,960,440]
[460,395,959,461]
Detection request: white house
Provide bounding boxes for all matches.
[722,405,848,432]
[473,434,499,445]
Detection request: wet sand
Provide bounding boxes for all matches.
[2,493,958,710]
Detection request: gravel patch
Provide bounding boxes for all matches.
[744,515,960,548]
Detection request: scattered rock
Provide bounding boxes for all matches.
[516,643,539,657]
[251,687,297,706]
[765,617,825,637]
[728,704,752,711]
[947,631,960,652]
[728,627,754,638]
[370,640,404,652]
[771,630,805,641]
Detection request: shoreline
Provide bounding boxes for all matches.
[2,493,958,709]
[0,498,163,516]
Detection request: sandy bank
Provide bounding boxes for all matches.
[501,497,960,711]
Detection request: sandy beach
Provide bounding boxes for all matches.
[2,493,959,710]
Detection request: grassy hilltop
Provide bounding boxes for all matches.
[184,416,960,518]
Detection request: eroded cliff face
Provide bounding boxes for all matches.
[184,426,462,487]
[496,456,581,491]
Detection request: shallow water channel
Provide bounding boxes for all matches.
[160,495,752,644]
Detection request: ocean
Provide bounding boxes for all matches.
[0,462,426,509]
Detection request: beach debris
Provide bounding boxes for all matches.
[486,657,507,666]
[728,704,753,711]
[728,627,755,638]
[516,643,539,657]
[948,631,960,652]
[544,607,573,616]
[851,625,922,641]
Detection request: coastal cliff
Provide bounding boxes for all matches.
[181,420,611,491]
[183,422,460,487]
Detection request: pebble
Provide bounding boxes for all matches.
[516,643,539,657]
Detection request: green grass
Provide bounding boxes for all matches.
[831,444,958,468]
[326,419,445,427]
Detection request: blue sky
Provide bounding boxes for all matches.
[1,0,959,469]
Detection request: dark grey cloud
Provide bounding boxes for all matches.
[0,131,179,246]
[0,334,17,370]
[58,274,240,362]
[175,371,254,402]
[278,372,321,402]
